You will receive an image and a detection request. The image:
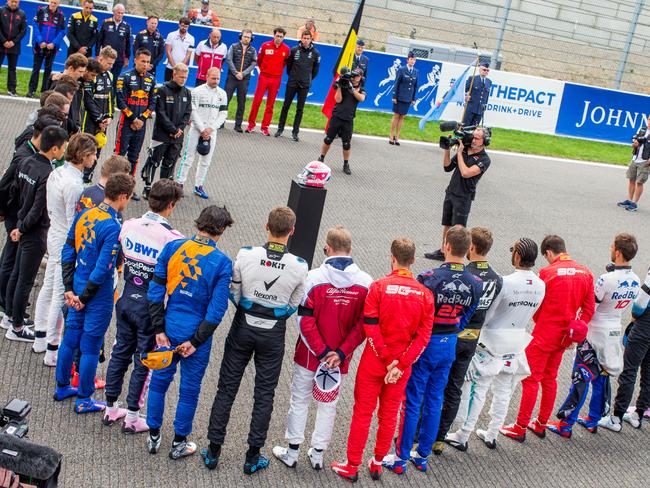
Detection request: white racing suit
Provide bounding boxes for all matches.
[176,83,228,187]
[452,269,546,443]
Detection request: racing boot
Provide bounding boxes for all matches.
[148,432,162,454]
[409,450,429,472]
[527,418,547,438]
[444,431,469,452]
[598,415,622,432]
[43,349,57,367]
[75,397,106,414]
[122,415,150,434]
[272,445,298,468]
[383,456,408,475]
[476,429,497,449]
[307,447,323,470]
[243,454,270,475]
[499,423,527,442]
[102,404,127,426]
[343,161,351,175]
[193,186,209,199]
[368,458,382,481]
[576,416,599,433]
[432,441,445,455]
[201,446,220,470]
[53,385,78,401]
[169,439,197,460]
[142,186,151,201]
[331,461,359,483]
[623,410,642,428]
[32,334,47,353]
[547,420,572,438]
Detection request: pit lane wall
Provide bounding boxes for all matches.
[16,0,650,144]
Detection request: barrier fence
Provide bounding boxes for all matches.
[13,0,650,144]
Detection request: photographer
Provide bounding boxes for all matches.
[618,119,650,212]
[317,68,365,176]
[425,127,491,261]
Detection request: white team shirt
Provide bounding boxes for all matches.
[46,162,84,262]
[164,30,195,67]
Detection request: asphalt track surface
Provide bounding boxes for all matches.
[0,97,648,487]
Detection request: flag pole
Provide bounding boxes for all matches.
[459,45,481,127]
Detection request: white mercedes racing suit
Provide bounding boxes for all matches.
[452,269,546,443]
[176,83,228,187]
[33,163,85,354]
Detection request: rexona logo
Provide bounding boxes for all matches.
[125,237,159,259]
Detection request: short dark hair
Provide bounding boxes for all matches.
[273,27,287,36]
[301,30,312,38]
[86,58,102,74]
[267,206,295,237]
[33,115,61,137]
[39,89,53,106]
[135,47,151,59]
[148,179,183,213]
[45,91,71,110]
[53,81,78,97]
[391,237,415,266]
[83,0,94,4]
[147,15,159,21]
[540,235,566,255]
[40,126,68,152]
[64,53,88,70]
[65,133,97,164]
[614,233,638,262]
[514,238,538,268]
[36,106,66,125]
[105,173,135,200]
[470,227,493,256]
[446,226,471,257]
[195,205,234,237]
[179,16,191,25]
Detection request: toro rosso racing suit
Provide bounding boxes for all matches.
[344,269,434,467]
[284,256,372,451]
[396,262,482,461]
[556,266,640,426]
[56,202,121,403]
[436,260,502,444]
[514,254,595,428]
[28,4,66,93]
[146,235,232,437]
[104,212,183,413]
[453,269,546,444]
[115,68,155,175]
[207,243,307,456]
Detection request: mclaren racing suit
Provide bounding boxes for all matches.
[55,202,121,401]
[115,68,155,174]
[283,256,372,451]
[146,234,231,436]
[556,266,640,425]
[396,262,482,460]
[207,243,308,453]
[345,269,434,467]
[176,82,228,187]
[104,212,183,412]
[453,269,545,443]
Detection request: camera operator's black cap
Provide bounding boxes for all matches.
[356,39,365,46]
[351,68,363,77]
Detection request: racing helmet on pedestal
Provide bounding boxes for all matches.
[297,161,331,188]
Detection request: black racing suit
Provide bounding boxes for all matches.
[81,70,114,182]
[435,261,502,443]
[276,43,320,136]
[141,80,191,192]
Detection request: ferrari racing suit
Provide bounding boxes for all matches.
[207,243,307,459]
[146,235,232,436]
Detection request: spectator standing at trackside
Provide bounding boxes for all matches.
[351,39,369,82]
[188,0,220,26]
[0,0,27,96]
[28,0,66,97]
[164,17,194,82]
[389,51,418,146]
[133,16,164,78]
[95,3,130,89]
[194,28,227,87]
[618,116,650,212]
[66,0,98,58]
[225,29,256,132]
[463,61,491,126]
[176,67,227,200]
[246,27,289,136]
[317,68,365,176]
[296,18,318,42]
[274,30,320,142]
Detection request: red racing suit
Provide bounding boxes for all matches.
[345,268,434,466]
[247,40,289,131]
[516,254,595,426]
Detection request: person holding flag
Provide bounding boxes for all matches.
[463,62,491,126]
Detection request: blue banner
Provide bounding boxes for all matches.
[555,83,650,143]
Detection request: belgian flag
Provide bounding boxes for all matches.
[321,0,366,122]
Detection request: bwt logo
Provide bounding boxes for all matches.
[489,84,557,106]
[124,237,159,259]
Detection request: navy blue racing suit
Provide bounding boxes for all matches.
[146,235,231,436]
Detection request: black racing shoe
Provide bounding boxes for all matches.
[234,125,243,133]
[274,128,284,138]
[131,193,141,202]
[424,249,445,261]
[201,448,220,470]
[343,162,352,175]
[291,133,300,142]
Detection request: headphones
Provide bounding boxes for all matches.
[479,126,491,146]
[239,30,255,42]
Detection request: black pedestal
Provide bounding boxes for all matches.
[286,180,327,268]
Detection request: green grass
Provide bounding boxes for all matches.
[2,68,629,165]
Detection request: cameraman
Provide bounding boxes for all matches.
[425,127,491,261]
[317,68,365,176]
[618,119,650,212]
